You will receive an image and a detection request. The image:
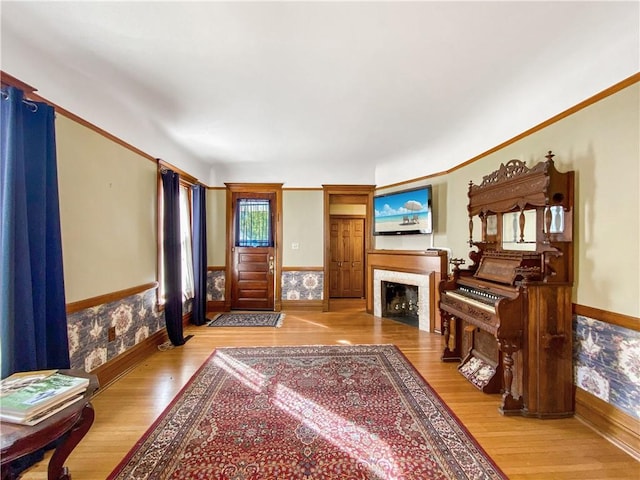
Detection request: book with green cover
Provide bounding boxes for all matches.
[0,372,89,418]
[0,393,85,426]
[0,369,58,397]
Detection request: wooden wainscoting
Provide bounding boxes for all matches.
[21,306,638,479]
[575,387,640,459]
[573,303,640,460]
[91,328,169,390]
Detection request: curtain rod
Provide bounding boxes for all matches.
[1,88,39,112]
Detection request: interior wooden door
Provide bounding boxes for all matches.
[230,191,276,310]
[329,216,364,298]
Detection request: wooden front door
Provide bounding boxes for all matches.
[230,191,276,310]
[329,216,365,298]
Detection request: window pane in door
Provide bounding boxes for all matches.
[236,198,272,247]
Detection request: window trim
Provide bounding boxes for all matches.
[156,160,198,307]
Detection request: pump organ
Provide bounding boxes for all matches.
[439,151,574,418]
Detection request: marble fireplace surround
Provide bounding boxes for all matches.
[374,270,431,331]
[366,250,448,333]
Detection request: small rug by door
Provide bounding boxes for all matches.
[207,312,284,327]
[107,345,506,480]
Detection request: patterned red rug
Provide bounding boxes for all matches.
[108,345,506,480]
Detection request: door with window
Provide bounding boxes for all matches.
[226,185,282,311]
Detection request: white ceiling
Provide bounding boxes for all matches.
[1,1,638,187]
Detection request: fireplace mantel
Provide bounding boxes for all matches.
[366,249,448,332]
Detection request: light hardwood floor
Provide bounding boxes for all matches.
[21,300,639,479]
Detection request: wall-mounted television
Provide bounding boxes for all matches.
[373,185,433,235]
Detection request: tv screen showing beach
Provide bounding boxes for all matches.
[373,186,432,235]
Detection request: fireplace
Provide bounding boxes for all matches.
[382,281,419,327]
[366,250,448,333]
[373,269,431,331]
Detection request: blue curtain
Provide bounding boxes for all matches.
[161,169,185,345]
[0,86,70,379]
[191,185,207,325]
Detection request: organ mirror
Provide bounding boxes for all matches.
[465,152,574,285]
[469,157,573,259]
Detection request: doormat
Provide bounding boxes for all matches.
[107,345,506,479]
[206,312,284,327]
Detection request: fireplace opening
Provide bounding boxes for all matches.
[382,281,419,327]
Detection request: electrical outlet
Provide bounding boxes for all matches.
[108,326,116,342]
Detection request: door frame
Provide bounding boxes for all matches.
[322,184,375,311]
[225,183,283,312]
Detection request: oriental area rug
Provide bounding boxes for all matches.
[207,312,284,327]
[107,345,506,480]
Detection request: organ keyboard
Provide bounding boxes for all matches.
[444,285,503,313]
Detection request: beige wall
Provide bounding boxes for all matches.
[56,81,639,318]
[283,190,324,266]
[379,83,639,317]
[56,115,158,303]
[206,188,227,266]
[204,189,325,268]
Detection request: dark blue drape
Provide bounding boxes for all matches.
[161,169,185,346]
[0,86,70,379]
[191,185,207,326]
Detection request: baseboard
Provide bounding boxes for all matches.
[183,310,192,326]
[575,387,640,460]
[207,300,225,312]
[205,299,319,311]
[281,299,323,311]
[90,328,169,392]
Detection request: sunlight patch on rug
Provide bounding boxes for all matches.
[108,345,506,480]
[207,312,284,327]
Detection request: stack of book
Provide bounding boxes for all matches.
[0,370,90,426]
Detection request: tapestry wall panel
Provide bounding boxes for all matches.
[574,315,640,419]
[207,269,225,301]
[281,270,323,300]
[67,288,191,372]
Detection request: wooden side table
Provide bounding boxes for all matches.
[1,371,99,480]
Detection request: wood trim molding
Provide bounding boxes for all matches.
[322,185,375,311]
[573,304,639,332]
[282,266,324,271]
[207,300,225,312]
[158,158,198,185]
[281,299,323,311]
[575,387,640,461]
[90,327,169,392]
[2,70,157,165]
[66,282,159,314]
[224,183,284,312]
[207,265,225,271]
[5,69,637,192]
[378,72,640,190]
[1,71,37,94]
